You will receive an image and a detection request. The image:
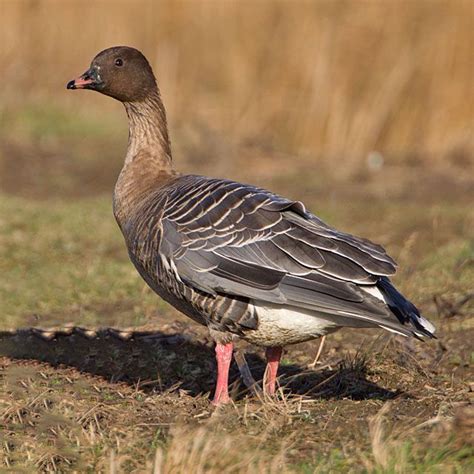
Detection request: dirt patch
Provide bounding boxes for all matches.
[0,139,123,199]
[1,137,473,205]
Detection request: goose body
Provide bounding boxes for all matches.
[68,46,435,404]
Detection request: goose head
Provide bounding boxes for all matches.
[67,46,157,102]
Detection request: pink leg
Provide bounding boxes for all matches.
[212,342,233,405]
[264,347,283,395]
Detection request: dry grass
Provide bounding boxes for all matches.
[0,0,473,172]
[1,326,472,471]
[368,402,474,473]
[148,424,289,474]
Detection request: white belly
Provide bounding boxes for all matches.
[242,301,340,346]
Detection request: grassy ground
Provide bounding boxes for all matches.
[0,121,473,471]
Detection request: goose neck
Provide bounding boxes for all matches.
[123,92,172,169]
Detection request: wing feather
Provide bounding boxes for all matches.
[152,175,425,335]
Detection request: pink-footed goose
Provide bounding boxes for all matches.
[67,46,435,405]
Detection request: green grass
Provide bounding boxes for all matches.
[0,195,171,329]
[0,103,121,141]
[1,190,472,330]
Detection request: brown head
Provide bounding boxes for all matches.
[67,46,158,102]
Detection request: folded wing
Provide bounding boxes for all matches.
[157,175,432,338]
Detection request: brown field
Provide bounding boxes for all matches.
[0,1,473,472]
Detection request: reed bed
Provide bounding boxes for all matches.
[0,0,472,170]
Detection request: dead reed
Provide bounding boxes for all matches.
[0,0,472,171]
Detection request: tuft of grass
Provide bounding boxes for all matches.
[368,403,474,473]
[148,425,289,474]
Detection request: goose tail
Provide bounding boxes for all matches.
[376,277,436,339]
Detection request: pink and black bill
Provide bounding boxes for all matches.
[67,67,103,90]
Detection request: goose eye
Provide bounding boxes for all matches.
[115,58,124,67]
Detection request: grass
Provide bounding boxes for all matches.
[1,350,472,472]
[0,166,472,471]
[0,118,472,474]
[1,180,472,329]
[0,195,166,328]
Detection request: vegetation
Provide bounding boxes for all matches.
[0,0,472,168]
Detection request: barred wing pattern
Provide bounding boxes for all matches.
[129,175,433,340]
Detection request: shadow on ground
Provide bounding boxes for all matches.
[0,325,397,402]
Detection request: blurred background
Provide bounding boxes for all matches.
[0,0,473,329]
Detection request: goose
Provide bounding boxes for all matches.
[67,46,435,405]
